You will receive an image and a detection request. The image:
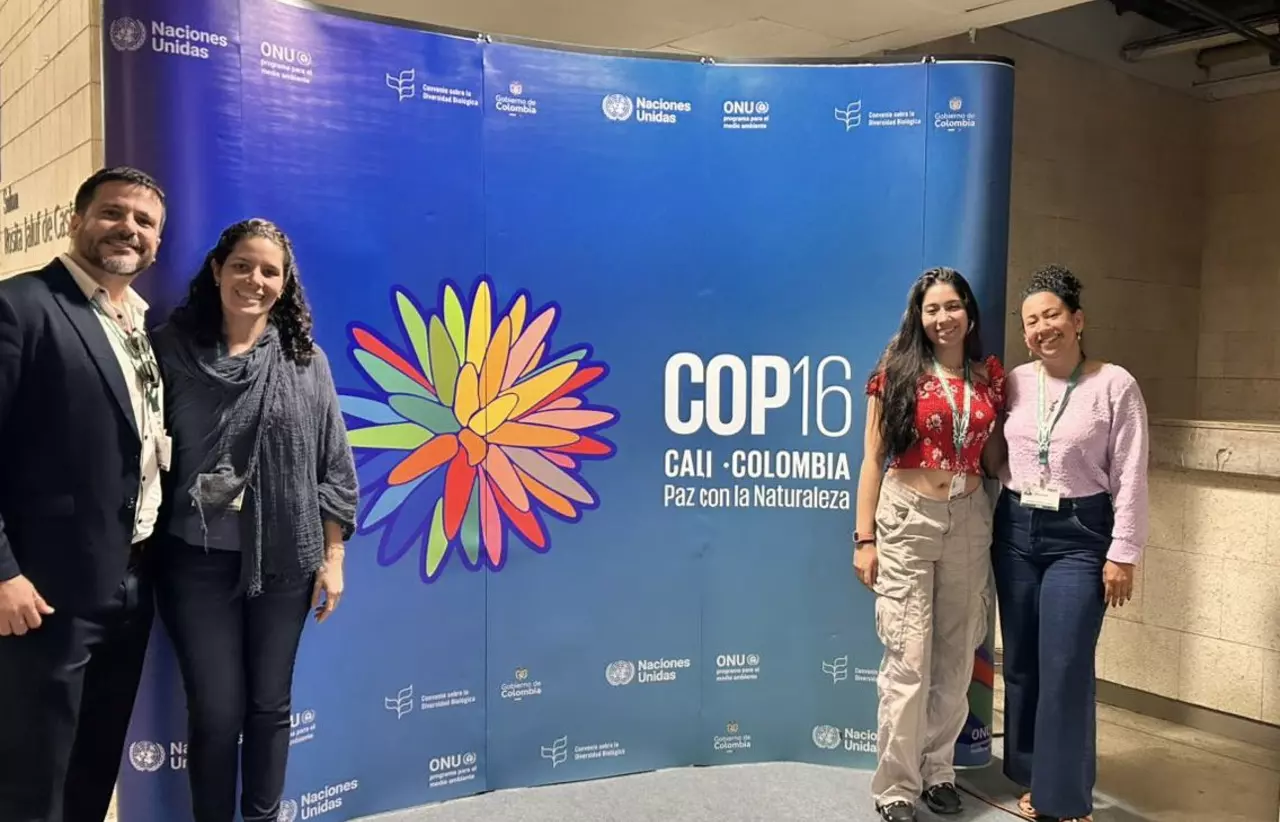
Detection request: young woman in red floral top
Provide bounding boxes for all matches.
[852,267,1006,822]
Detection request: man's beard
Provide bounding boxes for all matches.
[82,234,150,276]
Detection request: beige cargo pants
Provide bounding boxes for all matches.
[869,474,992,808]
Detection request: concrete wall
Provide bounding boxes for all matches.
[1131,423,1280,725]
[1197,90,1280,420]
[1101,87,1280,723]
[0,0,103,279]
[924,26,1205,419]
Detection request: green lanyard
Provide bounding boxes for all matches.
[931,359,971,457]
[1036,360,1084,466]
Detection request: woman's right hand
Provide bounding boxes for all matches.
[854,544,878,589]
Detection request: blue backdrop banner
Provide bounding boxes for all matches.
[102,0,1013,818]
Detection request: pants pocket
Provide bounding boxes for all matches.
[973,584,992,650]
[875,583,910,655]
[1068,509,1113,542]
[875,494,915,541]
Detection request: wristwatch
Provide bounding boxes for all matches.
[853,532,876,547]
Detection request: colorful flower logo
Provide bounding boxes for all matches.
[339,278,618,582]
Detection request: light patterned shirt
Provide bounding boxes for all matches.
[60,253,164,544]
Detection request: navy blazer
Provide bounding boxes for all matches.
[0,258,146,613]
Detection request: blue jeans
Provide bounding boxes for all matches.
[992,488,1112,820]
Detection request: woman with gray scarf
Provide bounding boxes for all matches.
[150,218,358,822]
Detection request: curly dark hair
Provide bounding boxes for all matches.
[168,218,316,364]
[874,266,985,461]
[1021,263,1083,312]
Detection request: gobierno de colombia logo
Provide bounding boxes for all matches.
[108,16,230,60]
[339,278,619,583]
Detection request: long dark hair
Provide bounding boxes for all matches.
[874,266,985,460]
[168,218,316,365]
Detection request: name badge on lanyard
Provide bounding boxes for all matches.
[1023,360,1083,512]
[156,434,173,472]
[932,359,971,500]
[1020,485,1061,511]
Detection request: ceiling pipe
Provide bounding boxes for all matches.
[1120,15,1280,61]
[1161,0,1280,64]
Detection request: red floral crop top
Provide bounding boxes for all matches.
[866,355,1006,476]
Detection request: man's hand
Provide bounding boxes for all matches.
[0,575,54,636]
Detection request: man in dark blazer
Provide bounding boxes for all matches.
[0,166,168,822]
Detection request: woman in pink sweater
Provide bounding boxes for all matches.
[993,264,1149,822]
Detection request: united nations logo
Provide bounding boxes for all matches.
[277,799,298,822]
[755,102,769,114]
[300,709,316,724]
[128,740,166,772]
[109,17,146,52]
[747,654,761,666]
[949,96,963,111]
[297,50,313,66]
[602,93,634,122]
[811,725,842,750]
[463,752,478,766]
[605,660,636,686]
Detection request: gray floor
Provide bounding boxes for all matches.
[358,741,1146,822]
[112,697,1280,822]
[358,761,1015,822]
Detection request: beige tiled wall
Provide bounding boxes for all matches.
[1098,468,1280,724]
[1198,90,1280,420]
[1091,90,1280,721]
[923,28,1206,419]
[0,0,103,279]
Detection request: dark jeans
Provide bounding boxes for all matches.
[992,489,1112,820]
[0,548,153,822]
[155,539,313,822]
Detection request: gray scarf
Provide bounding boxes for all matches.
[167,323,323,596]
